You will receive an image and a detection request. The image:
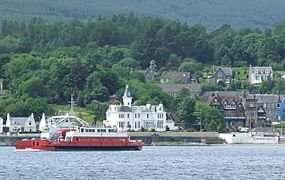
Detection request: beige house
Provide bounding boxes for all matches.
[5,113,37,132]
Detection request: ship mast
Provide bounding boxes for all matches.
[68,93,76,116]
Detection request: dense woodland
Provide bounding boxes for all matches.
[0,0,285,30]
[0,15,285,131]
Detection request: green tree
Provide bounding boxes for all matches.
[20,77,49,98]
[177,96,196,129]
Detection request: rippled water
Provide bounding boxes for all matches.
[0,145,285,180]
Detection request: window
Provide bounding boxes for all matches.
[135,122,137,128]
[108,129,117,133]
[144,121,155,128]
[147,114,149,118]
[138,122,141,129]
[157,113,164,119]
[29,121,32,125]
[119,114,125,118]
[157,121,164,128]
[127,114,130,118]
[118,122,125,128]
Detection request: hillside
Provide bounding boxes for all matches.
[0,0,285,30]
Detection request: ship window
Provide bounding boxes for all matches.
[36,142,39,146]
[109,129,116,133]
[81,128,84,132]
[98,129,107,133]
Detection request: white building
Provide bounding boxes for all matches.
[5,113,37,132]
[249,66,273,84]
[104,85,174,131]
[0,117,3,133]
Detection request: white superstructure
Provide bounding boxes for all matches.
[219,128,279,144]
[105,85,174,131]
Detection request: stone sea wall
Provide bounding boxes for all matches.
[0,132,223,146]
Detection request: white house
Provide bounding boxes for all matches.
[0,117,3,133]
[5,113,37,132]
[104,85,174,131]
[249,66,273,84]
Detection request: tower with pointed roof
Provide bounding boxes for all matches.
[123,85,132,107]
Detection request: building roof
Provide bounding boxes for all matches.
[220,67,233,76]
[159,84,202,94]
[251,127,278,133]
[10,117,30,125]
[0,90,6,95]
[203,91,244,97]
[118,106,132,112]
[249,66,273,74]
[247,94,285,103]
[213,67,233,77]
[161,71,191,80]
[114,104,161,113]
[199,93,245,118]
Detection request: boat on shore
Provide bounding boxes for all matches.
[219,127,279,144]
[15,95,142,151]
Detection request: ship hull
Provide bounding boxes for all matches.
[16,139,142,151]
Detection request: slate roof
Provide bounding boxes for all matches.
[213,67,232,77]
[11,117,29,125]
[159,84,202,94]
[251,127,278,133]
[0,90,6,95]
[118,106,132,112]
[117,105,158,113]
[249,66,273,74]
[247,94,285,103]
[220,67,233,76]
[203,91,244,97]
[161,71,191,79]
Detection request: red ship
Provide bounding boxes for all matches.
[16,95,142,151]
[16,126,142,151]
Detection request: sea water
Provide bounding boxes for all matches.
[0,145,285,180]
